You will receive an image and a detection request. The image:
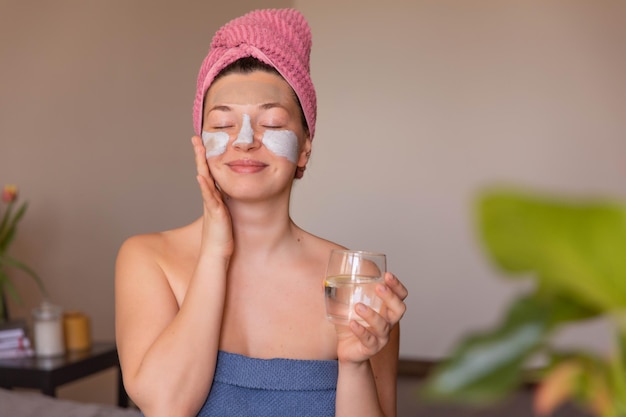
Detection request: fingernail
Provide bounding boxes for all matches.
[356,303,367,313]
[378,284,387,293]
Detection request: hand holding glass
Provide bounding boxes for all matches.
[324,250,386,325]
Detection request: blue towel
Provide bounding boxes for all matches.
[197,350,338,417]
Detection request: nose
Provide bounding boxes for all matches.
[232,114,258,151]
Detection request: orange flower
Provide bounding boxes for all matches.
[2,185,18,203]
[534,360,582,416]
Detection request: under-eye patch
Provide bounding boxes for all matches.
[262,130,299,163]
[202,131,229,158]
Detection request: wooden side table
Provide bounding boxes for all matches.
[0,341,129,407]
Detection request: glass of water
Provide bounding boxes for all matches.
[324,249,386,326]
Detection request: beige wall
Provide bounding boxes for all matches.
[1,0,625,405]
[294,0,626,358]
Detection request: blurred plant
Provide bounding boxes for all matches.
[0,184,46,322]
[421,187,626,417]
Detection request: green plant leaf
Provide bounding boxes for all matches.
[422,188,626,413]
[422,287,599,405]
[0,227,16,253]
[478,188,626,312]
[610,330,626,415]
[0,254,46,297]
[421,296,551,405]
[0,269,22,304]
[544,293,601,325]
[7,201,27,229]
[0,200,15,235]
[0,201,27,251]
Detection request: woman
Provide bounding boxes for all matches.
[115,9,407,417]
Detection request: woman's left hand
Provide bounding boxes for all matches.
[335,272,408,364]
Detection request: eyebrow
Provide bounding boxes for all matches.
[206,105,232,115]
[259,102,287,111]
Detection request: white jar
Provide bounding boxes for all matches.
[32,301,65,357]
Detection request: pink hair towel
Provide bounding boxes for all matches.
[193,8,316,139]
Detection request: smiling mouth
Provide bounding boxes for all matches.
[225,159,269,173]
[226,159,268,167]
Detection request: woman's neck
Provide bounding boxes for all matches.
[225,196,299,256]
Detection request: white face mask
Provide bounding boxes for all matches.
[261,129,299,163]
[202,113,300,163]
[231,113,254,146]
[201,131,229,158]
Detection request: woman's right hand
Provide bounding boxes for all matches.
[192,135,234,260]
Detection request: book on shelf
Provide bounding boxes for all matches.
[0,345,34,359]
[0,319,34,359]
[0,319,28,340]
[0,327,26,341]
[0,334,31,350]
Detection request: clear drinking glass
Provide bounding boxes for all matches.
[324,250,386,325]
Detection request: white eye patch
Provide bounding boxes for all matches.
[261,130,299,163]
[202,113,300,164]
[201,131,229,158]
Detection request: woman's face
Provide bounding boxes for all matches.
[201,70,311,201]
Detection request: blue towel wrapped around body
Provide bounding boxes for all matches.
[196,350,338,417]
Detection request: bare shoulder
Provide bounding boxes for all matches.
[116,219,201,273]
[115,220,201,347]
[115,220,202,306]
[114,230,174,311]
[295,227,346,259]
[116,231,164,263]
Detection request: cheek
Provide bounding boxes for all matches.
[202,131,229,158]
[261,130,299,163]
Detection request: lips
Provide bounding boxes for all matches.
[225,159,268,173]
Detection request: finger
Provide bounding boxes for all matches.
[191,136,222,207]
[349,318,379,351]
[354,303,390,341]
[196,175,217,208]
[384,272,408,301]
[376,283,407,324]
[191,136,212,181]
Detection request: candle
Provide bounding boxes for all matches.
[63,311,91,351]
[32,301,65,357]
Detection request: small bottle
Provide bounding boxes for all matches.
[32,301,65,357]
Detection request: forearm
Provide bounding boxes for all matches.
[122,255,229,417]
[335,360,386,417]
[333,274,405,417]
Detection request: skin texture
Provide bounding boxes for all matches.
[115,71,408,417]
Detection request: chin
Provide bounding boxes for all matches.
[219,182,293,203]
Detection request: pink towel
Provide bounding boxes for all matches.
[193,8,316,139]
